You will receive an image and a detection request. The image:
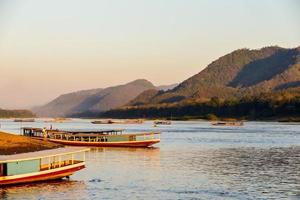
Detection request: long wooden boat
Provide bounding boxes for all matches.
[14,119,35,122]
[91,119,144,124]
[22,128,160,148]
[0,147,89,186]
[154,120,171,125]
[211,121,244,126]
[44,118,71,123]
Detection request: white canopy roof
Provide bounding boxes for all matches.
[0,147,89,163]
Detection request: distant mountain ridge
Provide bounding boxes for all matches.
[33,45,300,118]
[33,80,177,117]
[129,46,300,106]
[32,88,103,117]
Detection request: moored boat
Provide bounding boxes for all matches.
[22,128,160,148]
[91,119,144,124]
[154,120,171,125]
[14,119,35,122]
[44,118,71,123]
[211,121,244,126]
[0,147,89,186]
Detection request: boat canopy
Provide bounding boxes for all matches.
[0,147,89,164]
[55,129,124,134]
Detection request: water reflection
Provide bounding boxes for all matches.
[0,180,87,200]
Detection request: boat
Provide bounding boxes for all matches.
[0,147,89,186]
[211,121,244,126]
[22,128,160,148]
[14,119,35,122]
[91,119,115,124]
[44,118,70,123]
[91,119,144,124]
[154,120,171,125]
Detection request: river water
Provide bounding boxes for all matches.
[0,119,300,200]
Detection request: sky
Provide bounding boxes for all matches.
[0,0,299,109]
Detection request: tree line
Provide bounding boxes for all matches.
[97,91,300,120]
[0,109,35,118]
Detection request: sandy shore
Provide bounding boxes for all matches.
[0,131,62,155]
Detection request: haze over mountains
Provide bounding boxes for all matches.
[33,45,300,118]
[33,80,177,117]
[129,46,300,106]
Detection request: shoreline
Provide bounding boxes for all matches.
[0,131,62,155]
[78,116,300,122]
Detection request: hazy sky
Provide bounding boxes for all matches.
[0,0,299,108]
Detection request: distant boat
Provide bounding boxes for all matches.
[154,120,171,125]
[91,119,144,124]
[22,128,160,148]
[211,121,244,126]
[0,147,89,186]
[44,118,70,123]
[91,119,116,124]
[14,119,35,122]
[278,118,300,123]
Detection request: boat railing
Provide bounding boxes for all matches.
[40,160,83,171]
[50,132,160,142]
[39,151,86,171]
[135,132,160,141]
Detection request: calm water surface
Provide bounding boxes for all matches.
[0,119,300,200]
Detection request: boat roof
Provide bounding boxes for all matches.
[0,147,89,163]
[51,132,160,137]
[52,129,124,134]
[22,127,124,134]
[22,127,43,131]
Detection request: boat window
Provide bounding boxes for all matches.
[0,164,7,176]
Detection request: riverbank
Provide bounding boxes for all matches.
[0,132,62,155]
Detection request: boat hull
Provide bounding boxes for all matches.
[0,162,85,186]
[48,139,160,147]
[212,124,243,126]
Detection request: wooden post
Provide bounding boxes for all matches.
[71,154,74,165]
[58,156,61,167]
[48,157,51,170]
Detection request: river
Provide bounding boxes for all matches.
[0,119,300,199]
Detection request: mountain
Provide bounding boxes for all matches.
[33,79,156,117]
[129,46,300,105]
[33,45,300,118]
[32,88,103,117]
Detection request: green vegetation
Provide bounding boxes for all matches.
[0,109,35,118]
[127,46,300,106]
[97,91,300,120]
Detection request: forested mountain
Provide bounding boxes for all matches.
[35,45,300,119]
[129,46,300,106]
[94,46,300,120]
